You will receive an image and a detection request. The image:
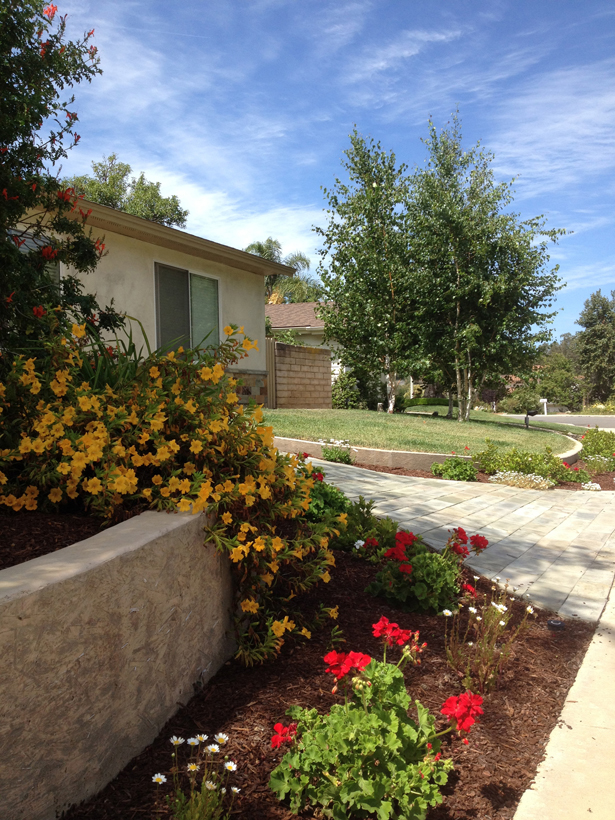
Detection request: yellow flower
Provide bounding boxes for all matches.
[72,323,86,338]
[321,571,331,583]
[57,462,72,475]
[320,537,329,548]
[223,325,233,336]
[78,395,92,412]
[269,560,279,574]
[301,627,311,639]
[142,487,152,499]
[48,487,63,503]
[222,512,232,524]
[261,572,274,587]
[199,366,212,381]
[0,471,6,485]
[242,338,253,351]
[271,536,284,553]
[271,620,285,638]
[149,366,160,378]
[84,477,103,495]
[177,498,192,512]
[160,487,171,498]
[328,606,339,620]
[230,545,246,562]
[240,598,259,613]
[338,513,348,525]
[183,462,196,475]
[151,474,163,485]
[190,440,203,454]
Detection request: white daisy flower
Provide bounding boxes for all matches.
[499,620,506,627]
[187,763,199,772]
[224,761,237,772]
[468,607,477,614]
[196,734,208,743]
[527,605,534,614]
[476,616,482,621]
[214,732,229,745]
[205,781,216,790]
[231,786,241,794]
[205,744,220,754]
[187,737,199,746]
[467,641,474,646]
[152,773,167,784]
[473,575,480,581]
[442,609,453,617]
[221,787,227,794]
[170,736,185,746]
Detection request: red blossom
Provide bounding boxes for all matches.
[271,722,297,749]
[41,246,57,260]
[373,616,415,647]
[454,527,468,544]
[563,462,570,469]
[469,534,489,551]
[440,692,483,733]
[461,583,477,598]
[313,472,324,482]
[32,305,46,318]
[398,563,413,574]
[384,543,407,561]
[324,650,371,680]
[12,236,26,248]
[451,542,469,558]
[5,291,15,304]
[57,188,74,202]
[396,530,417,547]
[302,452,309,459]
[364,536,379,548]
[43,4,58,19]
[87,28,95,37]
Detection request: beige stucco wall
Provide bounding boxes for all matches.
[63,229,267,371]
[0,511,235,820]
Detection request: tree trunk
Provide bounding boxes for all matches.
[385,362,397,413]
[447,390,454,419]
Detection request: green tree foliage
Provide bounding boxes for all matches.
[64,153,189,228]
[576,289,615,402]
[244,237,317,302]
[316,130,417,413]
[0,1,124,366]
[538,352,583,409]
[407,115,564,422]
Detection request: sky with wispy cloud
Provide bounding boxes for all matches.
[58,0,615,338]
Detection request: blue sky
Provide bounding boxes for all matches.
[58,0,615,339]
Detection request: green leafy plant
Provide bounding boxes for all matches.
[269,619,483,820]
[327,495,398,561]
[580,427,615,459]
[431,456,477,481]
[306,470,350,521]
[444,582,537,693]
[332,369,362,409]
[318,438,354,464]
[366,528,489,613]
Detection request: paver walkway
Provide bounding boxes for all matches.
[313,460,615,621]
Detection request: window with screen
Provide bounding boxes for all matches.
[155,263,219,350]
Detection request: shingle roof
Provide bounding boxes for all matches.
[265,302,325,329]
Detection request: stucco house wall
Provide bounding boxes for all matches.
[61,202,293,389]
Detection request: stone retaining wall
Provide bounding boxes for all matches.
[0,511,234,820]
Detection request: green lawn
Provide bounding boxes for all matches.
[411,406,588,435]
[263,408,579,455]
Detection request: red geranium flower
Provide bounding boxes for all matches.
[454,527,468,544]
[461,583,477,598]
[372,616,414,646]
[469,534,489,551]
[399,563,413,574]
[441,692,483,733]
[384,544,407,561]
[271,722,297,749]
[364,537,379,548]
[324,650,371,680]
[451,542,469,558]
[313,472,324,482]
[396,531,417,547]
[302,452,309,459]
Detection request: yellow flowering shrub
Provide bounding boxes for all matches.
[0,323,341,664]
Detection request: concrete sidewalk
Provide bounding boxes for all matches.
[309,459,615,819]
[314,459,615,621]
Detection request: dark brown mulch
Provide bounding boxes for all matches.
[0,512,104,571]
[62,554,594,820]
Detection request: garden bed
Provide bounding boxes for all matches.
[62,551,594,820]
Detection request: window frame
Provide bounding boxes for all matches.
[154,261,222,351]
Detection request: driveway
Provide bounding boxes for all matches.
[312,459,615,622]
[506,413,615,429]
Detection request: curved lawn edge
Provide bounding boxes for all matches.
[274,435,583,470]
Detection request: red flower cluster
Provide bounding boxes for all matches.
[41,246,57,260]
[461,583,477,598]
[270,722,297,749]
[440,692,483,733]
[43,4,58,19]
[384,530,416,562]
[32,305,46,318]
[313,472,324,482]
[451,541,469,558]
[372,616,413,646]
[324,650,371,680]
[364,537,379,549]
[469,534,488,551]
[57,188,74,203]
[302,452,309,459]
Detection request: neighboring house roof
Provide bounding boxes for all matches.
[65,200,295,279]
[265,302,325,329]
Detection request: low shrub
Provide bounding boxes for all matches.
[496,386,541,414]
[580,427,615,459]
[269,619,483,820]
[0,319,339,664]
[328,495,399,561]
[332,370,362,409]
[319,438,353,464]
[583,454,615,474]
[475,440,590,484]
[431,456,477,482]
